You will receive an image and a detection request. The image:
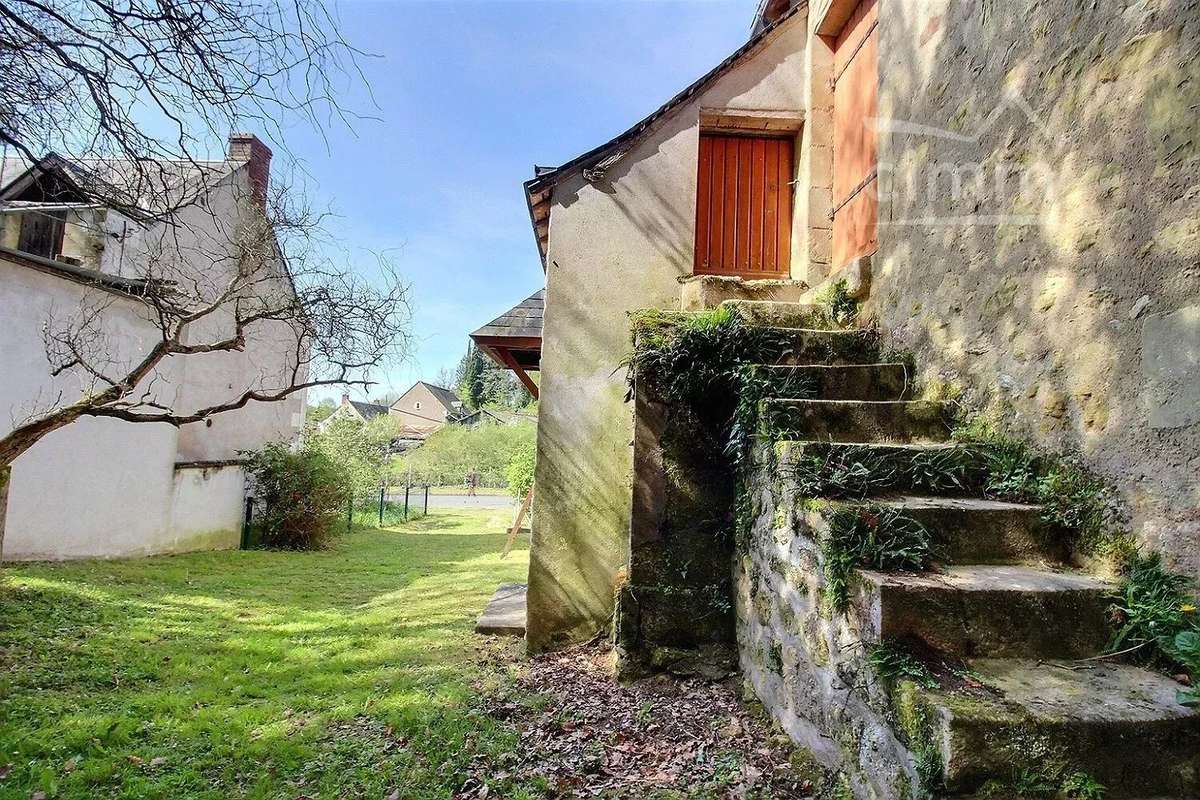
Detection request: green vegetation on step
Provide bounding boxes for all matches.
[814,278,860,328]
[865,641,938,691]
[1110,551,1200,705]
[822,504,933,612]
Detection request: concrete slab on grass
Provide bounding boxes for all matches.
[475,582,527,636]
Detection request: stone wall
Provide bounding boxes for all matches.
[615,372,737,678]
[869,0,1200,580]
[735,440,922,799]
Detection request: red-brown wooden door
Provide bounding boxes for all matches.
[694,133,793,277]
[832,0,879,267]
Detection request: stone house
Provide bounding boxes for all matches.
[0,134,306,560]
[478,0,1200,795]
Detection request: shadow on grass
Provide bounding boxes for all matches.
[0,513,531,800]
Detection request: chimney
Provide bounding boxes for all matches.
[341,391,351,406]
[227,133,272,205]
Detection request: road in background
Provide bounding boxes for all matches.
[386,491,514,510]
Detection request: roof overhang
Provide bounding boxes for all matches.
[522,1,809,267]
[470,290,544,398]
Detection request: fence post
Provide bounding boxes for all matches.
[379,485,385,528]
[241,498,253,550]
[424,484,429,515]
[404,485,410,521]
[347,496,353,532]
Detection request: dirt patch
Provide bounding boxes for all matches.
[465,641,826,798]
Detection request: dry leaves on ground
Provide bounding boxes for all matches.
[463,641,825,799]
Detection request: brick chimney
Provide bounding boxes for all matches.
[341,391,351,406]
[227,133,272,205]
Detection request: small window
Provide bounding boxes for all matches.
[18,210,66,260]
[414,401,421,410]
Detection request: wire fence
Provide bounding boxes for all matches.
[241,484,433,548]
[349,484,431,530]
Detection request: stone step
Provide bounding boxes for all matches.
[856,566,1113,659]
[772,440,994,498]
[926,658,1200,798]
[679,274,807,311]
[755,327,881,366]
[755,363,911,401]
[721,299,824,328]
[874,496,1066,565]
[762,398,952,443]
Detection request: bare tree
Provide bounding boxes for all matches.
[0,183,411,467]
[0,0,362,213]
[0,0,412,549]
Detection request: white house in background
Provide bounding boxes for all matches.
[0,133,305,560]
[318,393,391,431]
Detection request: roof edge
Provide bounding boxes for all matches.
[522,0,809,266]
[0,245,157,297]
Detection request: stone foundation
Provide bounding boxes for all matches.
[734,449,923,798]
[615,373,738,678]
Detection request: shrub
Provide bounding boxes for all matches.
[505,439,536,498]
[390,420,534,488]
[245,442,348,550]
[309,415,394,503]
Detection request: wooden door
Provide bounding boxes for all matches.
[832,0,879,267]
[694,133,793,277]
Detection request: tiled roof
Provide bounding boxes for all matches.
[349,400,390,420]
[470,290,544,340]
[410,381,460,414]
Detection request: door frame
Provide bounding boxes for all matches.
[818,0,880,269]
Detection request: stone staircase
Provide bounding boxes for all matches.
[726,300,1200,799]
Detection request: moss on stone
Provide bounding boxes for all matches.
[891,681,945,793]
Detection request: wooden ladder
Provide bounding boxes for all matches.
[501,486,533,558]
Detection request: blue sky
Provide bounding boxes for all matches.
[291,0,756,402]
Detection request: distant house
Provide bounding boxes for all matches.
[389,381,463,433]
[318,381,463,445]
[317,393,390,432]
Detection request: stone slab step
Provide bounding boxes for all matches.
[875,496,1066,565]
[772,441,993,498]
[679,274,807,311]
[755,363,911,401]
[929,658,1200,798]
[474,582,527,636]
[756,328,881,366]
[763,399,952,443]
[721,299,824,328]
[856,566,1113,659]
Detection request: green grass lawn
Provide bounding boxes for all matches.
[0,510,530,800]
